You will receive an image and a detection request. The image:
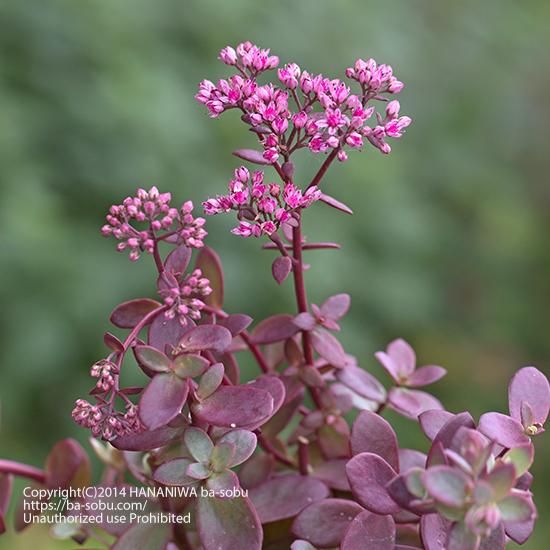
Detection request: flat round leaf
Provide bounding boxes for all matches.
[139,373,188,430]
[508,366,550,426]
[337,365,387,403]
[178,325,233,354]
[251,314,300,345]
[197,496,262,550]
[164,245,192,274]
[422,466,469,508]
[153,458,196,486]
[311,459,350,491]
[196,247,224,309]
[292,499,363,547]
[478,412,529,448]
[184,427,214,463]
[388,388,443,420]
[219,314,253,336]
[134,345,171,374]
[198,363,225,399]
[420,513,451,550]
[148,314,194,354]
[320,293,350,320]
[111,423,185,451]
[249,474,329,523]
[45,439,90,489]
[407,366,447,388]
[272,256,293,284]
[233,148,272,165]
[311,328,347,368]
[173,353,210,378]
[341,511,396,550]
[110,298,161,329]
[192,386,273,428]
[419,410,455,441]
[217,430,257,468]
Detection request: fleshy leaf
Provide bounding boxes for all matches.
[219,314,253,336]
[350,410,399,471]
[148,314,193,353]
[484,462,515,500]
[233,148,272,165]
[422,466,469,508]
[311,459,350,491]
[419,410,455,441]
[508,366,550,425]
[447,522,479,550]
[153,458,196,486]
[192,386,273,428]
[251,314,300,344]
[407,366,447,387]
[294,312,317,331]
[0,474,13,534]
[196,496,262,550]
[206,470,239,494]
[478,412,529,448]
[346,453,400,514]
[341,511,396,550]
[217,430,257,468]
[375,338,416,382]
[432,412,475,450]
[272,256,293,284]
[104,331,124,352]
[187,462,211,480]
[320,293,351,320]
[502,444,534,477]
[498,494,535,522]
[178,325,233,354]
[319,193,354,215]
[337,366,387,403]
[210,442,236,472]
[388,387,443,420]
[184,427,214,463]
[239,453,275,490]
[249,474,329,523]
[110,298,161,329]
[196,247,224,309]
[311,328,347,368]
[420,513,452,550]
[111,422,184,451]
[197,363,225,399]
[292,499,364,547]
[164,245,192,275]
[45,439,91,489]
[504,514,535,544]
[139,373,188,430]
[172,353,210,378]
[134,345,172,374]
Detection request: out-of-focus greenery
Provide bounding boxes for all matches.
[0,0,548,547]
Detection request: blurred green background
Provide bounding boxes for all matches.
[0,0,548,547]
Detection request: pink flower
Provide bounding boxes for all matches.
[278,63,301,89]
[385,116,412,138]
[219,46,237,65]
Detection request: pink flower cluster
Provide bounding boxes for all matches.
[101,187,207,261]
[196,43,411,161]
[72,399,142,441]
[203,166,321,237]
[90,359,117,392]
[158,268,212,326]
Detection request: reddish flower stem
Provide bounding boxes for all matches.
[0,459,46,484]
[297,437,311,475]
[307,149,339,189]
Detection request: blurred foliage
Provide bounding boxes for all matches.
[0,0,548,547]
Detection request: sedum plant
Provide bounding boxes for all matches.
[0,42,549,550]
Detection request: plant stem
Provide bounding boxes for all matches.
[256,433,295,468]
[307,149,339,189]
[0,459,46,484]
[297,437,311,475]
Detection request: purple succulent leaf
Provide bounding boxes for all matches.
[478,524,505,550]
[483,462,515,501]
[109,298,161,329]
[0,474,13,534]
[187,462,211,480]
[318,416,351,459]
[164,245,192,275]
[498,492,535,523]
[508,366,550,426]
[515,471,533,491]
[206,470,240,495]
[502,443,534,477]
[407,366,447,388]
[172,353,210,378]
[340,511,396,550]
[399,448,427,471]
[139,373,188,430]
[178,325,233,354]
[293,312,317,331]
[320,293,351,320]
[195,246,224,309]
[218,314,253,336]
[196,496,262,550]
[292,498,364,548]
[272,256,293,284]
[447,522,480,550]
[346,452,401,514]
[337,365,387,403]
[251,314,300,344]
[311,459,351,491]
[191,386,273,428]
[249,474,329,524]
[432,412,475,450]
[134,345,172,374]
[197,363,225,399]
[112,522,170,550]
[290,541,317,550]
[184,427,214,463]
[153,458,197,486]
[261,385,303,438]
[233,148,272,165]
[420,513,452,550]
[111,422,185,451]
[45,439,91,490]
[239,453,275,490]
[311,328,347,368]
[388,387,443,420]
[504,513,536,545]
[478,412,530,448]
[330,382,379,412]
[148,314,194,354]
[350,410,399,471]
[375,338,416,382]
[426,441,448,468]
[422,466,469,508]
[419,410,455,441]
[246,375,286,416]
[217,430,257,468]
[209,442,236,472]
[104,331,124,352]
[319,192,354,215]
